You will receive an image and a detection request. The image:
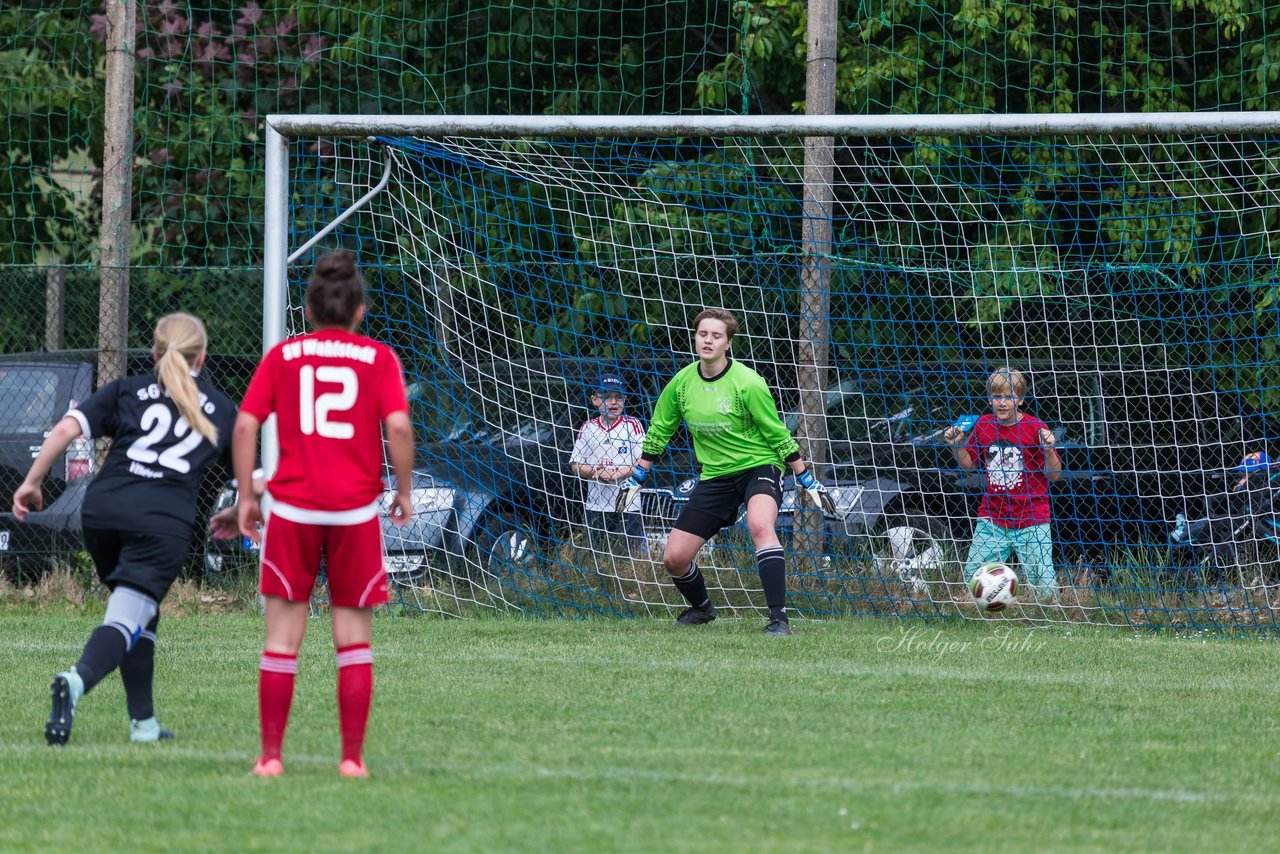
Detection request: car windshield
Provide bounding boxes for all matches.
[0,367,66,434]
[410,368,576,443]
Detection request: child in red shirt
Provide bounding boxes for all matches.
[944,366,1063,601]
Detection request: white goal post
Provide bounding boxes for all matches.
[261,112,1280,631]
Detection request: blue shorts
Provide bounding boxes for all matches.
[963,517,1058,599]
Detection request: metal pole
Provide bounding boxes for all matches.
[288,151,393,266]
[262,123,290,478]
[264,124,289,353]
[97,0,136,386]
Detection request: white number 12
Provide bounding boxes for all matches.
[299,365,358,439]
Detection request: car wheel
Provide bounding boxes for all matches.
[471,509,539,595]
[876,512,953,594]
[203,547,258,587]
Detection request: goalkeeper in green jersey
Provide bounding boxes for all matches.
[615,308,834,635]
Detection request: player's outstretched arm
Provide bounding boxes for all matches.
[12,416,83,521]
[232,412,264,542]
[384,410,415,526]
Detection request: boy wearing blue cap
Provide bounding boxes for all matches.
[570,375,649,594]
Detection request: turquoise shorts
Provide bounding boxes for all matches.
[962,517,1058,600]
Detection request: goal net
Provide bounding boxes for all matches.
[268,114,1280,631]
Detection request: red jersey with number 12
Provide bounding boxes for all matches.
[240,328,409,512]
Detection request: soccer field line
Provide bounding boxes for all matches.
[5,640,1277,695]
[0,741,1272,808]
[429,649,1280,696]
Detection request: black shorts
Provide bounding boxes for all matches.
[82,527,192,603]
[673,464,784,541]
[583,510,646,557]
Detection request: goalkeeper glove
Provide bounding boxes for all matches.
[795,468,836,515]
[614,465,649,514]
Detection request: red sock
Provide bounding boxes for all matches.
[336,644,374,765]
[258,651,298,762]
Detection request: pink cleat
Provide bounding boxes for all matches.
[252,758,284,777]
[339,759,368,778]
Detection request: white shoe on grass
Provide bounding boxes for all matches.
[130,716,174,743]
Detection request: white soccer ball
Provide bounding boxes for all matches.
[969,562,1018,612]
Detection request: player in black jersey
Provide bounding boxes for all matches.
[12,313,237,746]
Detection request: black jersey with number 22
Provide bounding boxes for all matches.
[72,374,237,539]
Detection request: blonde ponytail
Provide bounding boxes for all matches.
[154,313,218,444]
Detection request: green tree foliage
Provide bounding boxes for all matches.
[91,1,335,266]
[0,266,261,359]
[707,0,1272,115]
[681,0,1280,402]
[0,3,102,265]
[4,1,1280,408]
[1,1,744,268]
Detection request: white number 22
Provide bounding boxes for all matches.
[299,365,358,439]
[126,404,205,473]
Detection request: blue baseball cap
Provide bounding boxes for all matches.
[595,374,627,395]
[1236,451,1273,472]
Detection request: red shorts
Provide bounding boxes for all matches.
[259,514,389,608]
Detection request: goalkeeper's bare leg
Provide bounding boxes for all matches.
[746,494,791,636]
[663,529,716,624]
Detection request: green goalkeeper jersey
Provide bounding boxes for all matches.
[642,359,799,479]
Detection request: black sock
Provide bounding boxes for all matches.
[671,562,711,610]
[119,621,157,720]
[757,547,787,617]
[74,626,130,694]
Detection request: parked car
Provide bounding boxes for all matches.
[0,349,255,575]
[0,353,98,571]
[1166,451,1280,589]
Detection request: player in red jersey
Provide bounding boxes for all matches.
[231,252,415,778]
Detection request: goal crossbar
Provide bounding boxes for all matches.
[265,111,1280,139]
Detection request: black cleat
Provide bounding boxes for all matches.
[46,675,75,746]
[763,617,793,636]
[676,603,717,626]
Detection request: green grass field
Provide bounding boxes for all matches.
[1,612,1278,851]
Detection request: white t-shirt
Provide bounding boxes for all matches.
[569,414,646,512]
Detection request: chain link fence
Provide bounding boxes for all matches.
[0,265,262,577]
[0,266,262,360]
